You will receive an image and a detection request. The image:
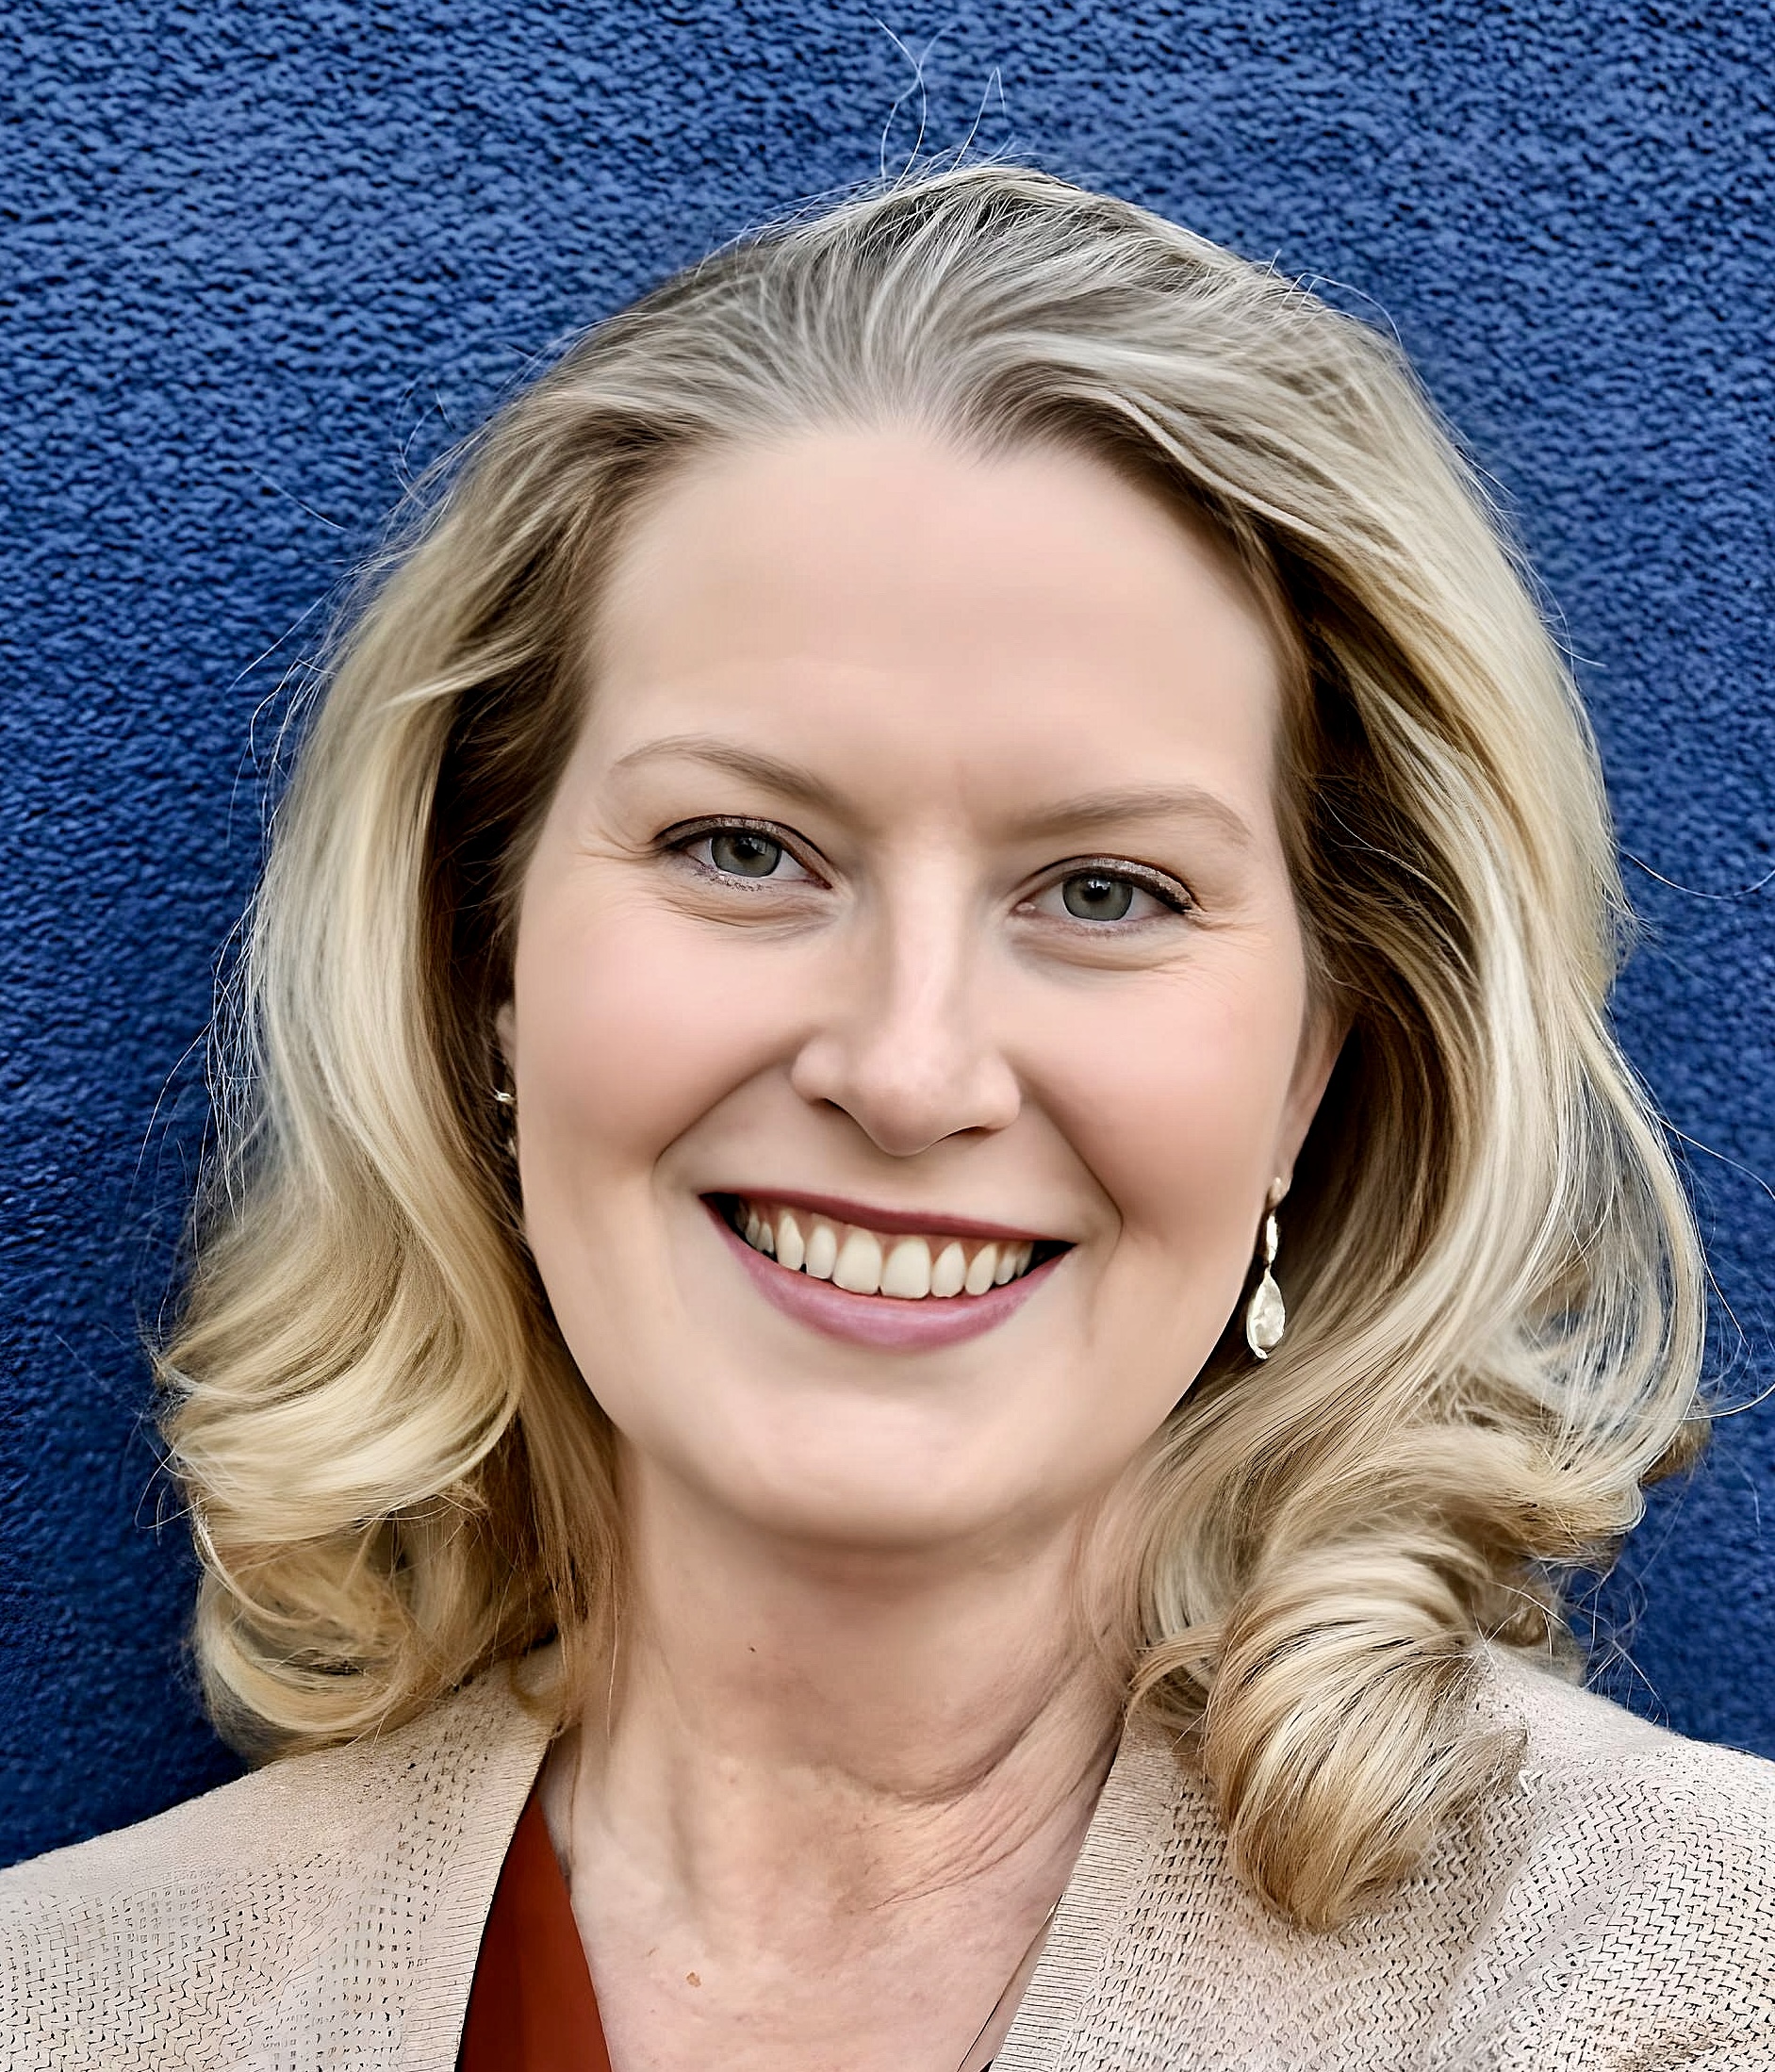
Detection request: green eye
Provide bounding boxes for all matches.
[1060,872,1136,922]
[708,830,784,878]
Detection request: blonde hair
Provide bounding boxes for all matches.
[161,165,1707,1930]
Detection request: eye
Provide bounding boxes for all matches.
[670,820,817,883]
[1060,871,1139,922]
[707,829,785,878]
[1027,863,1189,927]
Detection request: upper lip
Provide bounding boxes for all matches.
[710,1188,1063,1244]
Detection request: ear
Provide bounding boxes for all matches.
[1274,998,1347,1192]
[494,1001,518,1076]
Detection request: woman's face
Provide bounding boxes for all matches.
[506,430,1336,1556]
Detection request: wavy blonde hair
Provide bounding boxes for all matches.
[161,165,1707,1930]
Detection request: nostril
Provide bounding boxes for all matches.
[788,1030,1022,1157]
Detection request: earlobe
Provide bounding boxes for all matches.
[1276,1007,1348,1187]
[494,1002,518,1075]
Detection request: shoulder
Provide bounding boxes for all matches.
[0,1659,551,2071]
[0,1659,542,1900]
[1489,1646,1775,1863]
[1441,1652,1775,2066]
[1004,1663,1775,2072]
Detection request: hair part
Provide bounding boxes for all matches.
[160,164,1707,1930]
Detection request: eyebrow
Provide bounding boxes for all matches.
[1010,784,1256,849]
[611,735,837,810]
[611,734,1257,849]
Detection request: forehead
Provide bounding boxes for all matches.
[584,428,1286,825]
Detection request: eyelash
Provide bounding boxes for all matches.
[659,820,1194,921]
[1032,856,1194,922]
[661,817,826,884]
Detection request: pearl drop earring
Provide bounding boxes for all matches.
[1245,1179,1287,1361]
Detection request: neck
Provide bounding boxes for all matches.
[567,1454,1125,1916]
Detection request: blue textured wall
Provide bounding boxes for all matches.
[3,1,1771,1864]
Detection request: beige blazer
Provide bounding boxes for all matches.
[3,1650,1772,2069]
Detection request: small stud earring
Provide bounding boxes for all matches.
[1245,1178,1287,1361]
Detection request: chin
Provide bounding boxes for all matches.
[674,1428,1044,1556]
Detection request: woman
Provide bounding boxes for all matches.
[4,165,1771,2068]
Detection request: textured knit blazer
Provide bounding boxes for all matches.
[3,1650,1773,2070]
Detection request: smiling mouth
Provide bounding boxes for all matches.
[710,1193,1069,1301]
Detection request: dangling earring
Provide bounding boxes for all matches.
[491,1083,518,1159]
[1245,1178,1287,1361]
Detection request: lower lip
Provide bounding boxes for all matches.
[706,1201,1062,1351]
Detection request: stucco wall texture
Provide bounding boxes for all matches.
[2,1,1771,1864]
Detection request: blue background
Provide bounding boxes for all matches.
[3,1,1771,1864]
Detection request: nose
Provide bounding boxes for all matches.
[788,880,1021,1158]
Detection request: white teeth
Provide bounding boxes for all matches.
[775,1210,806,1273]
[881,1236,932,1300]
[805,1219,837,1279]
[731,1200,1047,1301]
[833,1226,884,1294]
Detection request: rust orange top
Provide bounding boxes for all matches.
[460,1789,612,2072]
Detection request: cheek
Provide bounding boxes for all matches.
[1032,952,1308,1251]
[510,888,800,1181]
